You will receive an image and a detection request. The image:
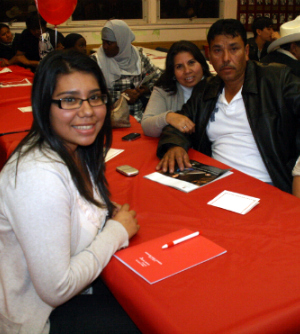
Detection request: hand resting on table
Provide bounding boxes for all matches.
[113,203,140,239]
[156,146,192,174]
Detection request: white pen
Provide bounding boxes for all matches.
[162,231,201,249]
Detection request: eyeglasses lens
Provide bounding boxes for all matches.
[61,95,107,110]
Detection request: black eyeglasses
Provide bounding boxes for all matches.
[51,94,107,110]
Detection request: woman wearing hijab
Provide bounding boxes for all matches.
[91,20,161,122]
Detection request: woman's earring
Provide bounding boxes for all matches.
[173,76,176,81]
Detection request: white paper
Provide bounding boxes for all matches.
[0,67,12,73]
[105,148,124,162]
[145,171,233,193]
[18,106,32,113]
[0,78,31,88]
[144,172,200,193]
[208,190,260,214]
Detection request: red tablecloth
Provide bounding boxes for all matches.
[102,118,300,334]
[0,65,34,169]
[0,65,34,135]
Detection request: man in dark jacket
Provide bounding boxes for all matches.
[247,16,279,61]
[156,19,300,194]
[261,16,300,77]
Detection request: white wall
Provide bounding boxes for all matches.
[9,0,238,45]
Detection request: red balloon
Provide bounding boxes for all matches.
[35,0,77,26]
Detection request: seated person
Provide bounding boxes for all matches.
[0,50,140,334]
[142,40,211,137]
[91,19,162,122]
[247,16,279,61]
[16,13,64,69]
[261,16,300,77]
[64,33,87,54]
[0,23,21,66]
[157,19,300,194]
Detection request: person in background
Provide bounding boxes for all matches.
[0,23,21,66]
[261,16,300,77]
[292,156,300,198]
[16,12,64,70]
[142,40,211,137]
[91,19,162,122]
[0,50,140,334]
[247,16,280,61]
[156,19,300,194]
[64,33,87,55]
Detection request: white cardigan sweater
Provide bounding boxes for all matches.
[0,146,128,334]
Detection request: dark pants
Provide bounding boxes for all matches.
[49,278,141,334]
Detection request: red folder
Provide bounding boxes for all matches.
[114,229,227,284]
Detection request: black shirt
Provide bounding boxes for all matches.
[18,28,64,61]
[247,37,270,62]
[261,50,300,78]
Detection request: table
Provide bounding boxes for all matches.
[0,65,34,134]
[141,47,167,70]
[102,117,300,334]
[0,65,33,169]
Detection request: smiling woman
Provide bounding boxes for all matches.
[141,40,211,137]
[0,50,140,334]
[50,72,107,154]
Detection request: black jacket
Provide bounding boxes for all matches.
[261,50,300,78]
[247,37,270,61]
[157,61,300,193]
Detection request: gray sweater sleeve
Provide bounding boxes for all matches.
[141,86,184,137]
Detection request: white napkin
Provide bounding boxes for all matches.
[0,67,12,73]
[208,190,260,214]
[18,106,32,113]
[105,148,124,162]
[0,78,31,88]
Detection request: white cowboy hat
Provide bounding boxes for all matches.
[268,16,300,53]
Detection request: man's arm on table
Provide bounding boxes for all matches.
[156,80,205,173]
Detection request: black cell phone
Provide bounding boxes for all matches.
[122,133,141,141]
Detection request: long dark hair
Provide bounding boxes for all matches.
[14,50,114,215]
[155,40,211,95]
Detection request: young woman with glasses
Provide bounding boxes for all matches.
[0,50,140,334]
